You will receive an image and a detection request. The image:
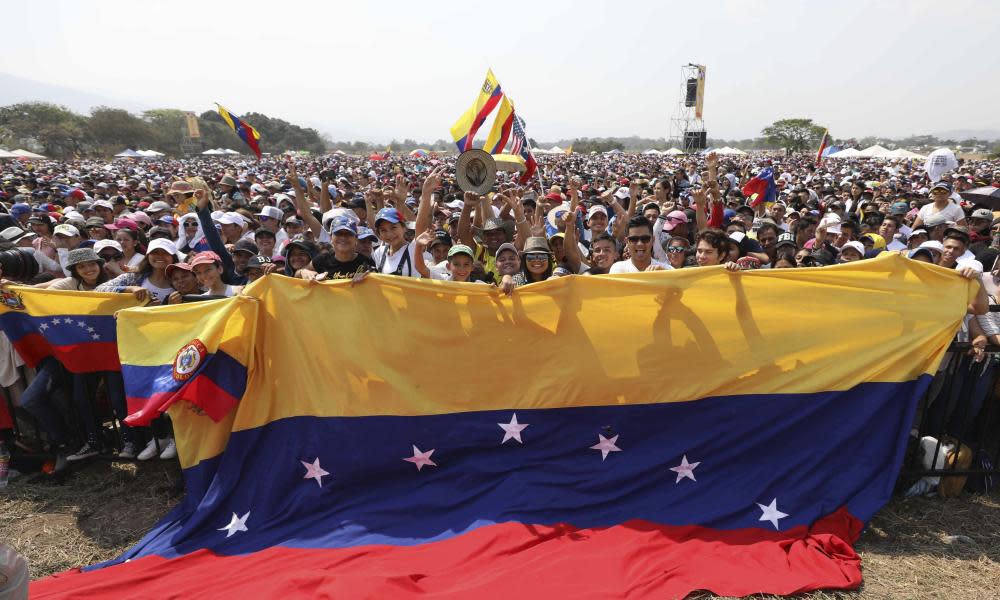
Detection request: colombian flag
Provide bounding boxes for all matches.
[482,95,515,155]
[449,69,503,152]
[117,297,257,427]
[33,255,974,598]
[216,103,262,160]
[0,287,140,372]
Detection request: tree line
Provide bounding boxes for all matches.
[0,102,327,159]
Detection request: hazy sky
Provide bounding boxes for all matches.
[4,0,999,143]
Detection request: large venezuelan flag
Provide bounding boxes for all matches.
[33,255,975,598]
[449,69,503,152]
[0,287,140,372]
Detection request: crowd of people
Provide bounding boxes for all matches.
[0,148,998,478]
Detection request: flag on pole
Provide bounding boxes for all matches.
[482,96,515,155]
[216,104,262,160]
[816,130,830,166]
[449,70,503,152]
[510,114,537,185]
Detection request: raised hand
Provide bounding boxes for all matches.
[422,166,446,195]
[529,210,546,237]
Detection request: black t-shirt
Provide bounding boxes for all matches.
[314,252,376,280]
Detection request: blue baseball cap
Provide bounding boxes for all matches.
[374,207,403,226]
[10,203,31,216]
[329,216,358,236]
[357,226,378,241]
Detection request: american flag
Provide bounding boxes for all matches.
[510,114,537,185]
[510,115,527,155]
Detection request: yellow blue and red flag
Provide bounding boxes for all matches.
[216,103,262,160]
[0,287,140,372]
[449,69,503,152]
[482,95,515,155]
[33,256,975,598]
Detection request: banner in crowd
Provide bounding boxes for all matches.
[32,255,974,598]
[0,288,140,372]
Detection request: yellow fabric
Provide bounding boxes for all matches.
[116,297,258,469]
[0,287,140,317]
[483,95,514,154]
[114,254,975,469]
[449,69,500,145]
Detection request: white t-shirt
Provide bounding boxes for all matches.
[608,258,672,274]
[141,279,174,303]
[918,202,965,225]
[127,253,145,269]
[372,240,423,278]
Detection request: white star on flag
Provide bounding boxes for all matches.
[87,326,95,333]
[301,457,330,487]
[498,413,529,444]
[218,511,250,538]
[757,498,789,530]
[50,318,60,325]
[91,333,100,340]
[403,445,436,471]
[589,434,621,461]
[39,323,49,331]
[77,320,86,327]
[669,455,700,483]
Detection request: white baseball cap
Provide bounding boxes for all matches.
[146,238,178,256]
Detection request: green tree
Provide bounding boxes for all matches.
[0,102,88,158]
[760,118,827,153]
[87,107,156,156]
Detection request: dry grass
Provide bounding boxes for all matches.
[2,462,999,598]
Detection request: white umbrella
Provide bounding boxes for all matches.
[11,149,46,159]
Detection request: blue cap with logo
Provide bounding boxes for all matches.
[374,207,403,225]
[329,216,358,236]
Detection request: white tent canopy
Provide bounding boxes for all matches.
[714,146,748,156]
[136,149,165,157]
[222,149,241,155]
[663,147,685,155]
[547,146,564,154]
[888,148,926,159]
[115,149,142,158]
[857,144,893,158]
[0,149,18,158]
[201,149,225,155]
[642,149,662,155]
[828,148,863,158]
[11,149,45,159]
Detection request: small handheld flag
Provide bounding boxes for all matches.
[816,129,830,166]
[216,103,262,160]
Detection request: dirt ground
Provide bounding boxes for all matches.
[2,460,998,598]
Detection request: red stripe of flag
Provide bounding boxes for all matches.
[816,130,829,166]
[125,373,241,427]
[12,334,120,372]
[463,88,503,151]
[32,509,864,599]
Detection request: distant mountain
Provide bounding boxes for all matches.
[933,129,1000,141]
[0,72,150,115]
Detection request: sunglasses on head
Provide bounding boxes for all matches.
[666,246,686,253]
[525,252,549,261]
[100,252,123,261]
[627,234,652,243]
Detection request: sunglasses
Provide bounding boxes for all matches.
[666,246,687,253]
[525,252,549,261]
[170,191,195,199]
[183,221,199,228]
[99,252,123,261]
[627,235,652,243]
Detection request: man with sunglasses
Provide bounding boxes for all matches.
[609,215,670,273]
[254,205,289,248]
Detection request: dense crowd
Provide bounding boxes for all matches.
[0,149,998,477]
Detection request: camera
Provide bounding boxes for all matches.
[0,248,40,282]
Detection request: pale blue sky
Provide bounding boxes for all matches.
[3,0,998,142]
